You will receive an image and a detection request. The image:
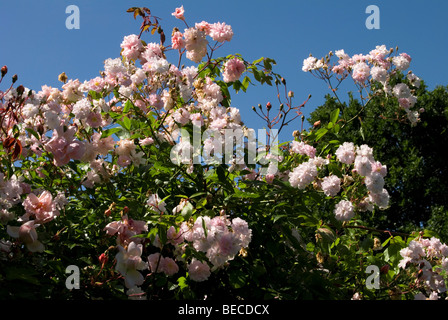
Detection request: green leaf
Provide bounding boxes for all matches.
[5,267,40,286]
[330,108,340,124]
[177,276,189,290]
[123,100,133,113]
[122,116,132,130]
[101,127,122,138]
[88,90,102,100]
[242,76,251,91]
[181,202,194,220]
[298,214,319,228]
[273,215,287,223]
[315,128,328,141]
[25,127,40,140]
[229,270,247,289]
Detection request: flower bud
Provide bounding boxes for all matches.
[313,120,321,127]
[58,72,68,84]
[373,237,383,250]
[380,264,390,274]
[266,102,272,111]
[12,74,18,83]
[99,253,108,266]
[288,91,294,98]
[239,247,248,258]
[316,252,324,264]
[1,65,7,77]
[16,85,25,96]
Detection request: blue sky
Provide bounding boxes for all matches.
[1,0,447,142]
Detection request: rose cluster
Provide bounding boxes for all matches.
[398,236,448,300]
[302,45,422,126]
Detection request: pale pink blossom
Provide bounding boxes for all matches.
[147,193,166,214]
[302,56,319,72]
[140,43,164,64]
[354,155,372,177]
[351,62,370,83]
[22,190,59,224]
[195,21,211,33]
[335,142,355,165]
[172,108,191,125]
[7,221,44,252]
[117,155,131,167]
[167,226,184,245]
[209,22,233,42]
[188,259,211,282]
[184,27,208,63]
[115,242,147,288]
[120,34,144,61]
[171,31,185,50]
[171,6,185,20]
[104,215,147,245]
[368,188,390,210]
[321,175,341,197]
[139,137,154,146]
[162,257,179,276]
[265,173,275,184]
[45,125,85,166]
[222,58,245,83]
[371,161,387,177]
[147,253,164,273]
[392,53,411,71]
[291,141,316,158]
[86,111,103,128]
[364,171,385,194]
[370,66,388,83]
[392,83,411,99]
[231,217,252,248]
[288,161,318,189]
[334,200,355,221]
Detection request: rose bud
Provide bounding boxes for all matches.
[380,264,390,274]
[16,85,25,96]
[1,65,7,77]
[99,253,108,265]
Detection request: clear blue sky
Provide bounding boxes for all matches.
[1,0,447,141]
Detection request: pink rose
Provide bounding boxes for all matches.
[171,31,185,50]
[188,259,211,282]
[22,191,59,224]
[222,58,245,83]
[171,6,185,20]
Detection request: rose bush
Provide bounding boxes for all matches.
[0,6,446,300]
